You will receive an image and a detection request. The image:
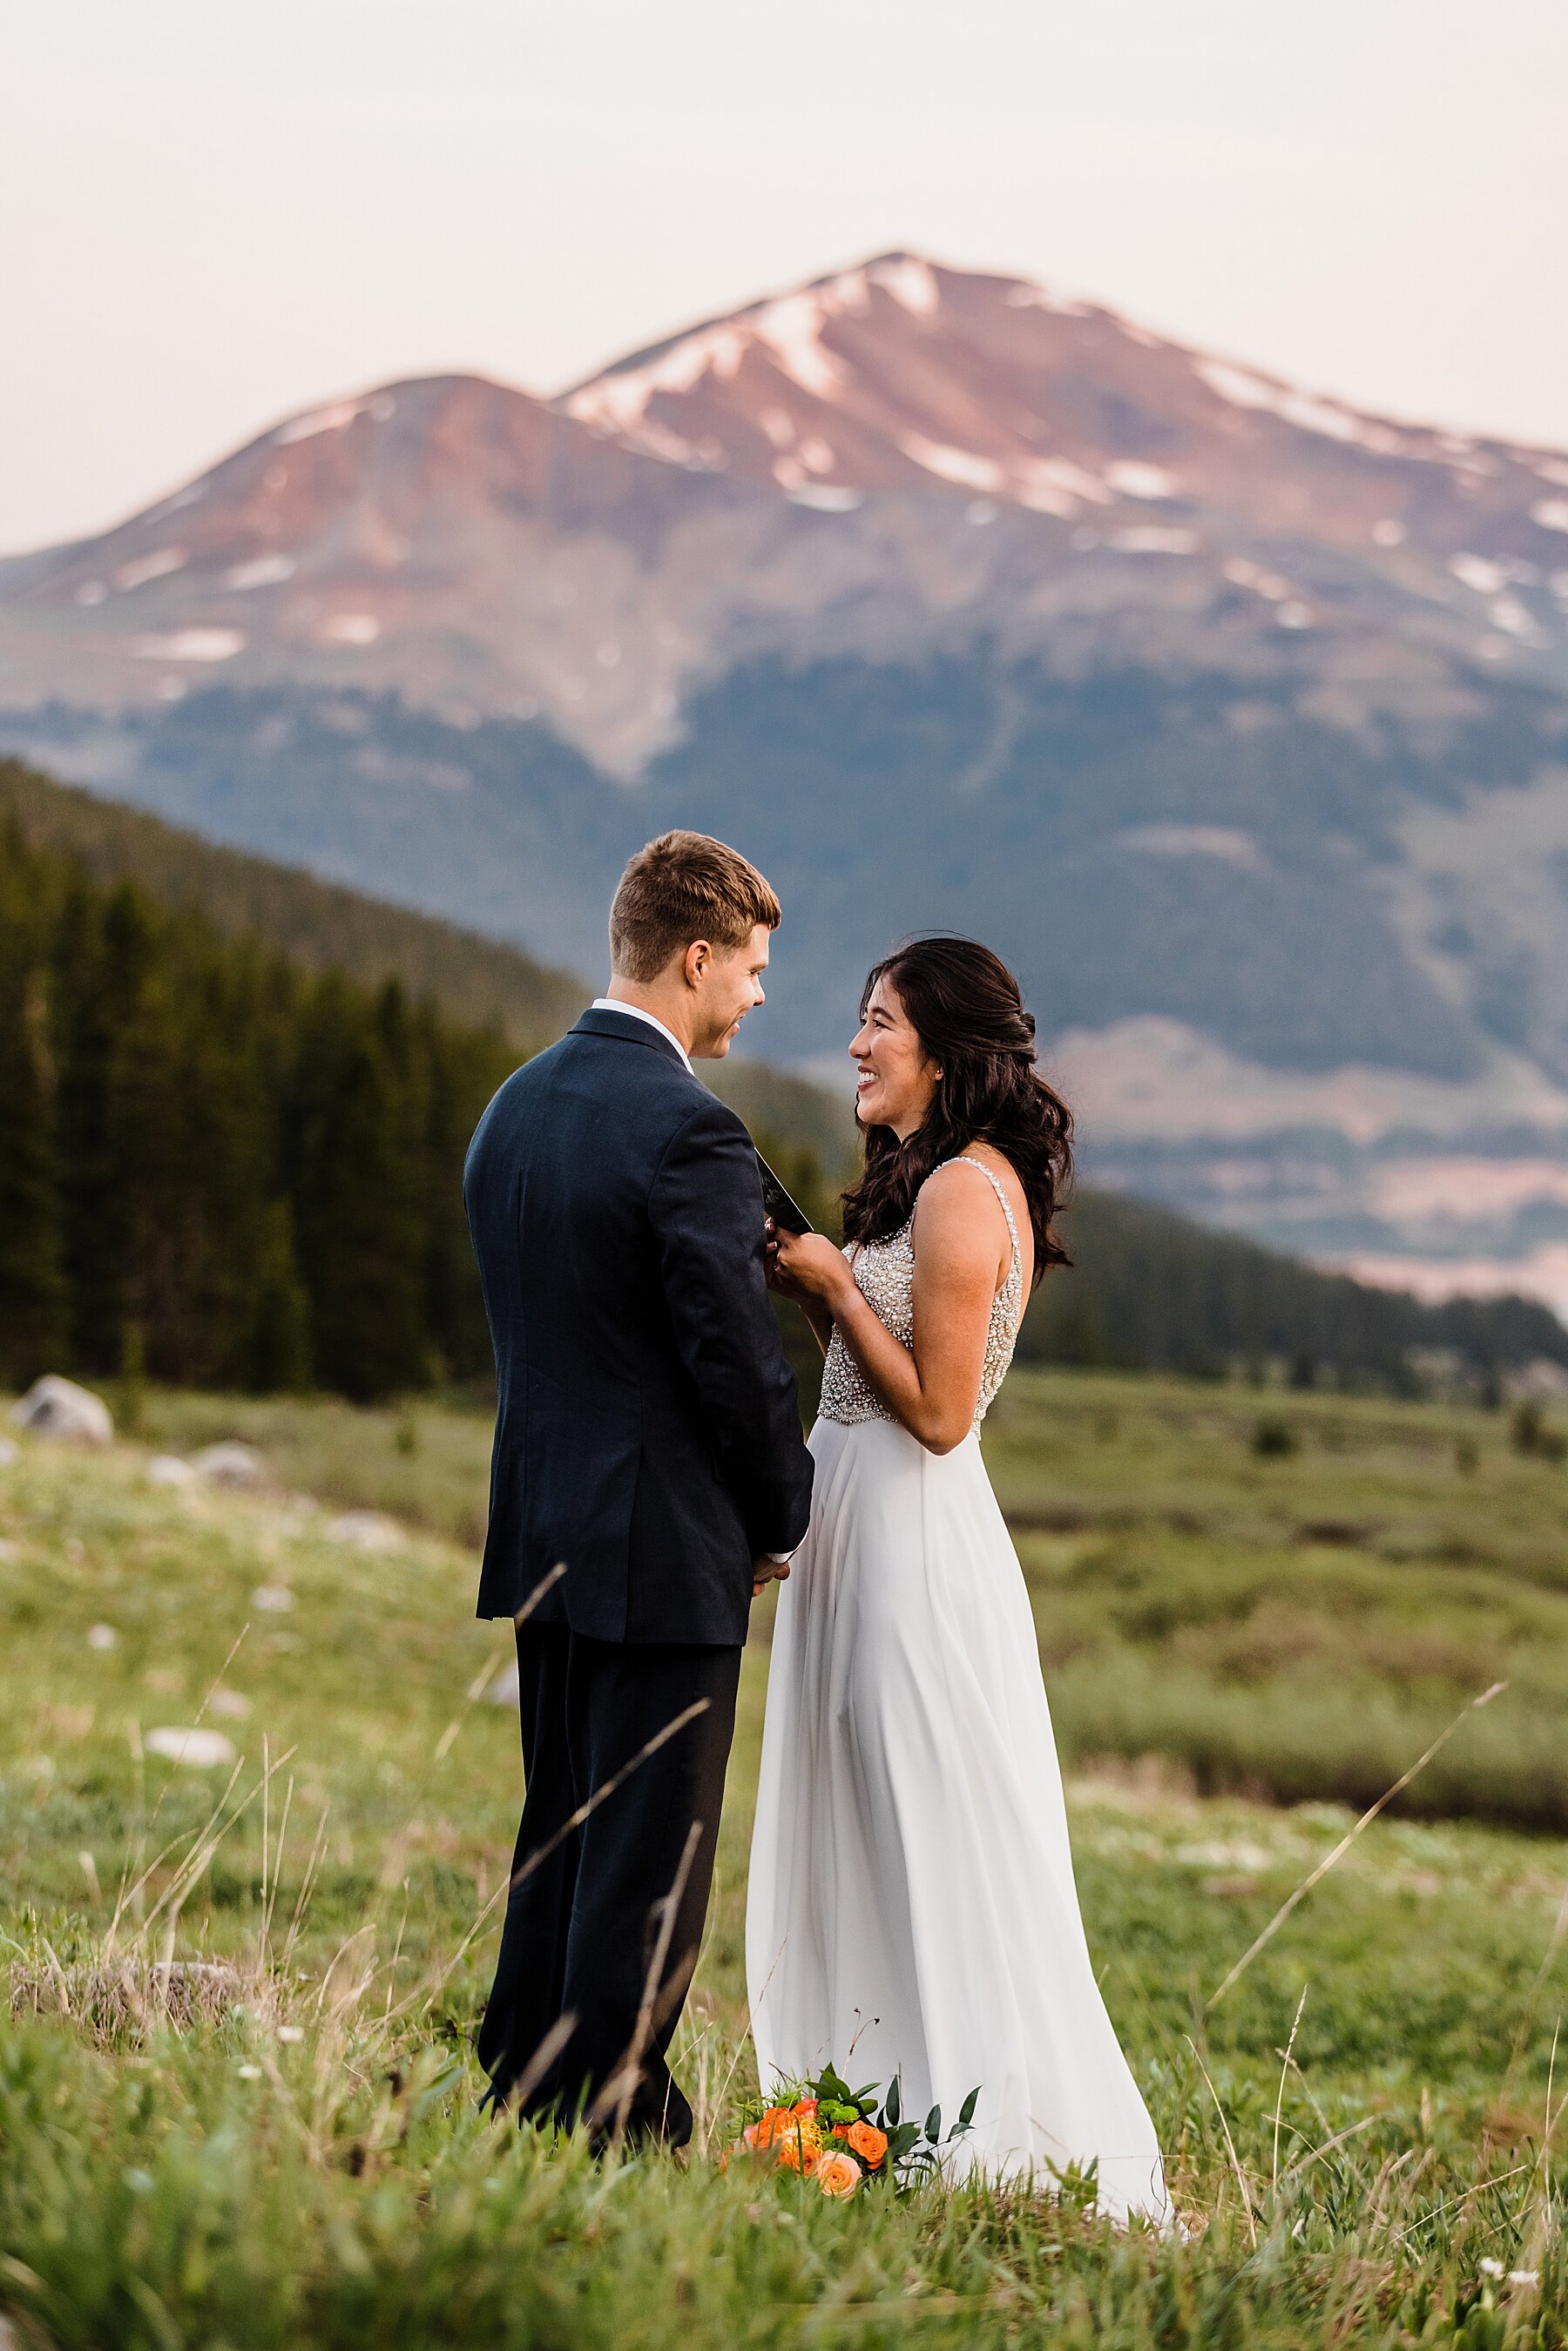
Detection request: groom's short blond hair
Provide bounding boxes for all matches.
[609,831,781,982]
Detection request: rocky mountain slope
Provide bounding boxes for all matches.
[4,253,1568,1307]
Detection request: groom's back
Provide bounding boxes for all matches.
[464,1008,799,1645]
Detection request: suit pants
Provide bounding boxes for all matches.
[477,1620,741,2147]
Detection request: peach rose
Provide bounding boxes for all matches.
[845,2119,889,2169]
[816,2149,861,2198]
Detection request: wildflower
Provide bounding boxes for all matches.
[816,2149,861,2197]
[775,2117,821,2174]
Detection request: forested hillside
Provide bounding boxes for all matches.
[0,815,513,1399]
[0,758,585,1054]
[1023,1189,1568,1385]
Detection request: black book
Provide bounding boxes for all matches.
[754,1148,814,1235]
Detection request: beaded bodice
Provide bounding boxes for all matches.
[818,1156,1025,1433]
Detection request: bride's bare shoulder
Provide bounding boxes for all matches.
[917,1147,1031,1280]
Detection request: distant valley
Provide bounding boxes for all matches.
[4,253,1568,1310]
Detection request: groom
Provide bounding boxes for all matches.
[464,829,814,2145]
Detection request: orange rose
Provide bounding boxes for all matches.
[816,2149,861,2197]
[845,2119,889,2169]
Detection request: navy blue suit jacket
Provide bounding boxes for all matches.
[463,1006,815,1646]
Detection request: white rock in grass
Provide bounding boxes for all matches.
[87,1623,118,1650]
[326,1510,402,1552]
[0,1434,17,1467]
[145,1726,237,1767]
[10,1375,113,1444]
[192,1441,264,1488]
[485,1656,521,1707]
[251,1584,295,1612]
[146,1454,197,1486]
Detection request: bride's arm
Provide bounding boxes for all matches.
[768,1167,1004,1452]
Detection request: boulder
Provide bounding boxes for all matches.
[145,1726,238,1768]
[10,1376,113,1444]
[146,1454,196,1487]
[191,1441,263,1488]
[485,1656,522,1708]
[326,1510,402,1552]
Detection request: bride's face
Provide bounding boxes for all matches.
[850,977,943,1139]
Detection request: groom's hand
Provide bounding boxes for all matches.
[752,1553,791,1596]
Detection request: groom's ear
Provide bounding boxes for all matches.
[681,937,714,989]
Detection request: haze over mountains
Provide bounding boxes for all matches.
[4,252,1568,1310]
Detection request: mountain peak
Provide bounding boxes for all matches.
[554,248,1568,581]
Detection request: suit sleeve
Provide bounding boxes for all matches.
[647,1093,814,1557]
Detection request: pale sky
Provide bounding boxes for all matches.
[4,0,1566,555]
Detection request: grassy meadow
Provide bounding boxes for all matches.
[2,1369,1566,2347]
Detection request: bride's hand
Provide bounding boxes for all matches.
[767,1226,851,1308]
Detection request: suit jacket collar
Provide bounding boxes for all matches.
[572,1003,693,1071]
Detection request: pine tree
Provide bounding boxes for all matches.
[243,1199,314,1393]
[0,859,67,1381]
[289,981,430,1401]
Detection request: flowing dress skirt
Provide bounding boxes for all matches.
[746,1415,1167,2222]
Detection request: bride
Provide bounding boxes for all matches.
[747,937,1167,2221]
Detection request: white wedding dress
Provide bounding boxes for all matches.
[747,1157,1167,2221]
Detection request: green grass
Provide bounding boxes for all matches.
[3,1375,1566,2346]
[133,1366,1568,1827]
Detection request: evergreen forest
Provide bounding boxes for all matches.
[0,813,515,1401]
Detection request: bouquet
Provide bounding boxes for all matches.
[731,2063,978,2198]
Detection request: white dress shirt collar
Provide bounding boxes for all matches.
[590,996,693,1074]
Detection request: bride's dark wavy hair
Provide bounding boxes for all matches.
[841,937,1074,1284]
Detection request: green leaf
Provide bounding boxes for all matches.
[924,2105,942,2144]
[884,2076,901,2128]
[954,2086,980,2134]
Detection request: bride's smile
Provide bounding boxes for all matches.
[850,978,943,1138]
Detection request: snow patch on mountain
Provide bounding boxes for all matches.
[274,396,384,446]
[1194,359,1410,457]
[115,548,187,591]
[224,554,296,591]
[751,294,852,397]
[132,627,244,662]
[1104,462,1179,501]
[898,435,1006,493]
[867,254,940,315]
